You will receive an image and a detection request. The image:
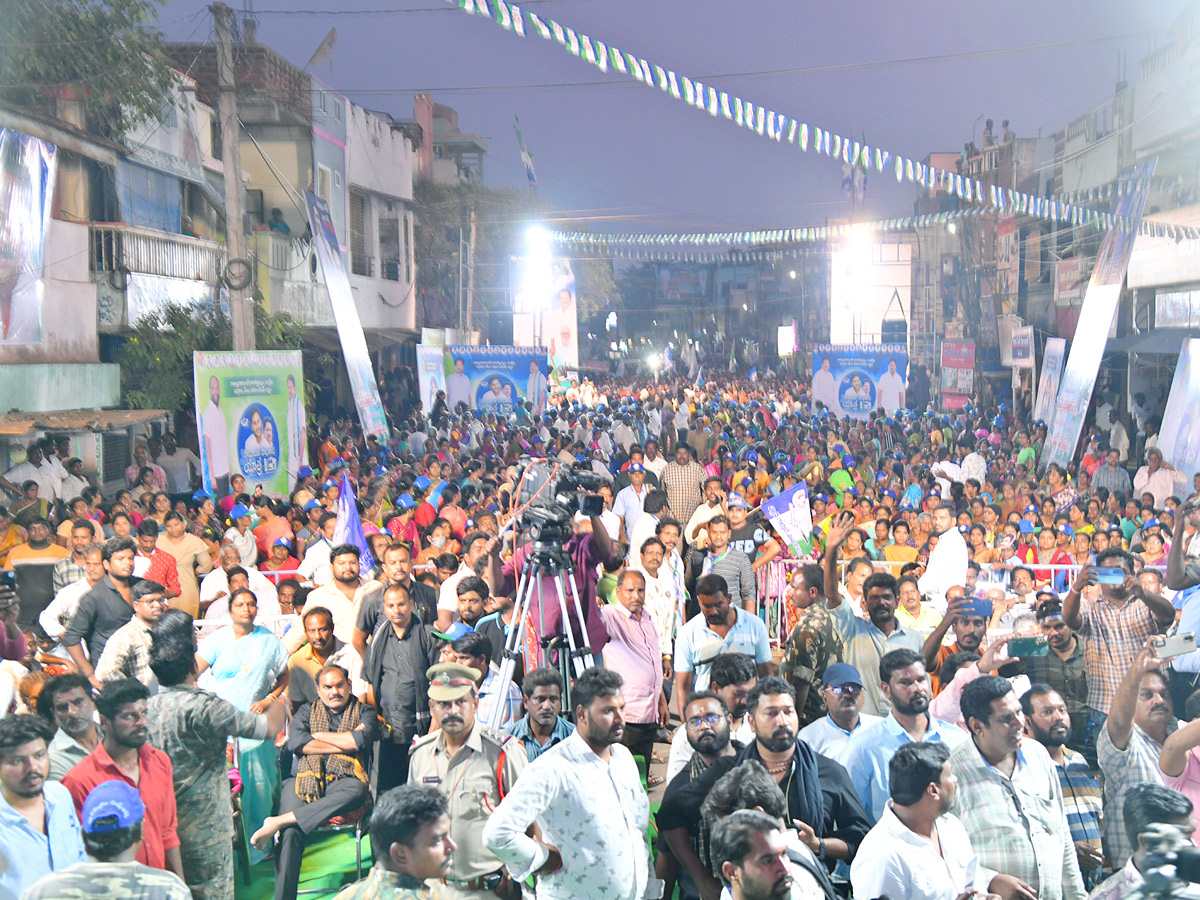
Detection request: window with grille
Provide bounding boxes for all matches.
[102,431,130,485]
[349,192,370,276]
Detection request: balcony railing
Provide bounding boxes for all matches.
[90,223,226,284]
[351,252,374,277]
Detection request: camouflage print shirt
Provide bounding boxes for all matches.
[333,865,435,900]
[20,860,192,900]
[779,600,843,727]
[146,684,269,900]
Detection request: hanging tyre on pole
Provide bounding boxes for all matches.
[222,258,253,291]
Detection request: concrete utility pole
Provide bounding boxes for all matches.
[212,2,256,350]
[465,204,478,335]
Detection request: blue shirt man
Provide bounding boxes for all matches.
[0,717,87,900]
[841,647,969,823]
[673,574,772,699]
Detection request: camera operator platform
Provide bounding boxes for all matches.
[484,459,618,729]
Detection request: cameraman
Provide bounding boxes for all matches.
[1091,783,1194,900]
[487,503,617,660]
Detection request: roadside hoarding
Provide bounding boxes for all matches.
[810,343,908,420]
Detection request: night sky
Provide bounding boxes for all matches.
[157,0,1189,234]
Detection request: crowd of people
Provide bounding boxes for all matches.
[2,370,1200,900]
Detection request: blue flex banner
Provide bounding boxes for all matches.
[810,343,909,420]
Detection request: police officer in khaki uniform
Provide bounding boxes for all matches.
[408,663,527,900]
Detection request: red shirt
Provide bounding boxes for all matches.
[414,501,438,531]
[138,548,180,596]
[261,556,300,585]
[61,741,180,870]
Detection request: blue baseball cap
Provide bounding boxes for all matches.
[302,498,322,511]
[727,493,750,510]
[1018,520,1035,534]
[628,462,645,473]
[273,536,292,549]
[433,622,475,642]
[321,479,338,491]
[413,475,431,491]
[191,489,213,502]
[822,663,863,688]
[297,465,314,479]
[228,503,251,520]
[81,780,144,833]
[397,493,416,510]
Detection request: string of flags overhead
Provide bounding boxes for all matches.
[446,0,1200,243]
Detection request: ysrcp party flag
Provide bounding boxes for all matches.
[761,482,814,558]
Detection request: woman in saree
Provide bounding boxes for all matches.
[197,588,289,864]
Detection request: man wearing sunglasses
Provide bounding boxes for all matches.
[797,664,881,761]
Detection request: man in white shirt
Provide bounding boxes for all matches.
[1108,410,1130,463]
[812,357,838,411]
[446,356,473,412]
[435,532,490,630]
[919,504,969,607]
[1134,447,1189,509]
[876,358,906,412]
[526,360,549,418]
[199,375,231,494]
[157,432,200,495]
[199,545,279,618]
[484,667,654,900]
[0,443,58,504]
[851,741,980,900]
[797,663,882,761]
[612,464,651,543]
[39,544,105,640]
[642,439,669,479]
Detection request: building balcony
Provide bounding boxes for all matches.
[89,222,226,283]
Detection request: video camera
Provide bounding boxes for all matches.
[514,457,607,545]
[1140,822,1200,898]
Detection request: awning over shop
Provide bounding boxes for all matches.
[1105,329,1200,355]
[0,408,167,438]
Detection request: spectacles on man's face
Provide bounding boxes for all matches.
[827,684,861,696]
[685,712,723,729]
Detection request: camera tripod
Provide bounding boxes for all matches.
[484,537,596,730]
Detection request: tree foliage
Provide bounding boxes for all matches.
[118,301,329,417]
[0,0,179,140]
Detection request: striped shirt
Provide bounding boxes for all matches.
[701,547,756,610]
[1091,464,1131,498]
[1055,747,1103,887]
[659,460,706,526]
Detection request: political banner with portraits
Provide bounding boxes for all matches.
[1159,339,1200,475]
[193,350,307,497]
[761,482,815,558]
[810,343,908,420]
[443,345,550,417]
[940,340,976,410]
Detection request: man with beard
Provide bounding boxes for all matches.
[61,678,183,877]
[438,532,491,631]
[0,714,87,899]
[711,810,795,900]
[825,513,923,717]
[666,652,757,784]
[658,677,869,887]
[1024,600,1091,755]
[797,663,881,761]
[659,692,739,900]
[252,664,380,900]
[918,503,969,607]
[1021,686,1104,889]
[303,544,380,648]
[921,591,990,696]
[409,662,525,900]
[950,676,1086,900]
[485,667,654,900]
[685,476,727,547]
[288,606,357,710]
[851,741,981,900]
[843,649,968,823]
[662,446,707,530]
[1100,645,1179,869]
[39,673,101,779]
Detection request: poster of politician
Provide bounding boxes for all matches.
[193,350,307,496]
[1032,337,1066,425]
[416,344,447,414]
[443,345,549,417]
[762,482,815,558]
[811,344,908,419]
[1159,340,1200,475]
[543,262,579,373]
